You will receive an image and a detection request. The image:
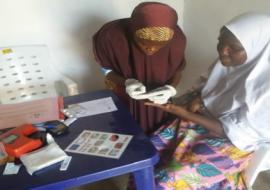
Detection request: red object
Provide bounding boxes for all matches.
[0,124,43,157]
[58,96,65,120]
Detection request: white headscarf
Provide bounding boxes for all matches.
[201,13,270,151]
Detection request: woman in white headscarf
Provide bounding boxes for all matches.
[145,13,270,190]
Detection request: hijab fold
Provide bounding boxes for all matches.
[202,13,270,117]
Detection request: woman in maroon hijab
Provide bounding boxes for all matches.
[93,2,186,134]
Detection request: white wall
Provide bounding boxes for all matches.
[180,0,270,93]
[1,0,270,95]
[0,0,183,93]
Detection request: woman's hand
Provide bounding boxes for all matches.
[145,102,188,116]
[172,90,201,112]
[145,101,225,137]
[105,75,117,90]
[105,71,126,90]
[188,96,202,113]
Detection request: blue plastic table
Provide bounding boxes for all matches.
[0,90,159,190]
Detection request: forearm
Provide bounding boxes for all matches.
[103,71,126,91]
[161,103,225,137]
[106,71,126,86]
[178,109,225,137]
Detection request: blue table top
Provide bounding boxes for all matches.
[0,90,159,190]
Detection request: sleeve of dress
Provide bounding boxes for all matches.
[100,67,112,76]
[219,105,266,152]
[92,28,114,69]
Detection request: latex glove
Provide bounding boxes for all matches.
[146,85,177,104]
[125,78,146,99]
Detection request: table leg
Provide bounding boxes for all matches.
[133,166,156,190]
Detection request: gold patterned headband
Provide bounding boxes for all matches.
[135,27,174,42]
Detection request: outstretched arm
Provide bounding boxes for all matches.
[145,102,225,137]
[104,71,126,90]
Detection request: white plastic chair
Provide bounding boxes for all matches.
[244,144,270,188]
[0,45,78,104]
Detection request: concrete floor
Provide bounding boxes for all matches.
[70,171,270,190]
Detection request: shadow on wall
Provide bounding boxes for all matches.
[69,16,109,93]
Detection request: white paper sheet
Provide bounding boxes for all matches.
[65,97,117,118]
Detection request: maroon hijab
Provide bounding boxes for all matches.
[93,2,186,134]
[131,2,178,31]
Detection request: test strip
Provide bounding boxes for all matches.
[61,109,74,118]
[60,156,72,171]
[63,117,77,127]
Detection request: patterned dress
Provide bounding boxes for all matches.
[151,118,253,190]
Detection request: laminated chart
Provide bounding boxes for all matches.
[65,130,132,159]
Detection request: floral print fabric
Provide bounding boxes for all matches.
[151,118,252,190]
